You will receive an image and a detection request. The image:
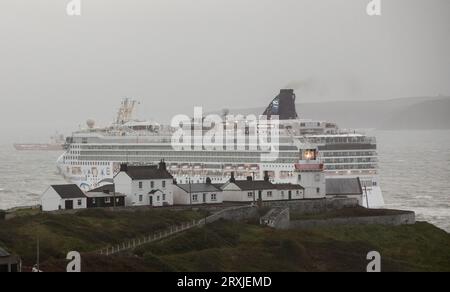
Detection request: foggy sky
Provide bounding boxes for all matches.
[0,0,449,143]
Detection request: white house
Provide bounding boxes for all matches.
[273,184,305,200]
[221,174,278,202]
[41,184,87,211]
[173,179,223,205]
[114,161,174,207]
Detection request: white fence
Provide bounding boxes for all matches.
[98,219,203,256]
[97,205,258,256]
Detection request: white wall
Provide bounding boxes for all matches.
[296,171,326,199]
[41,187,87,211]
[221,183,280,202]
[114,172,133,206]
[114,173,174,207]
[173,186,223,205]
[278,189,304,200]
[41,187,61,211]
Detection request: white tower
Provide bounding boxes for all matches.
[294,148,326,199]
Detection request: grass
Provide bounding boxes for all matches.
[0,208,207,265]
[130,220,450,272]
[2,208,449,272]
[61,220,448,272]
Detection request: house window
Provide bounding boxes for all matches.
[77,199,82,206]
[248,192,253,198]
[267,191,273,197]
[298,175,302,182]
[281,191,284,196]
[150,181,154,188]
[162,181,166,188]
[139,195,143,202]
[296,190,300,195]
[105,197,111,204]
[116,198,120,203]
[211,194,217,201]
[157,196,160,201]
[139,182,143,189]
[315,174,320,182]
[192,194,198,202]
[163,194,166,201]
[92,198,96,204]
[316,188,320,194]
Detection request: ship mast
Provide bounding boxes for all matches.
[116,98,138,125]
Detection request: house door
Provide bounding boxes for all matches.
[288,191,292,200]
[65,200,73,210]
[149,196,153,206]
[203,193,206,203]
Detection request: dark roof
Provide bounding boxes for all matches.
[326,178,363,196]
[122,165,173,180]
[232,180,275,191]
[0,247,10,257]
[85,192,126,198]
[51,185,87,199]
[212,184,225,190]
[176,184,222,193]
[88,184,115,193]
[274,184,305,190]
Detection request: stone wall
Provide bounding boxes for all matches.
[262,198,359,215]
[203,205,259,224]
[289,211,416,230]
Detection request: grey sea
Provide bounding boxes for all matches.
[0,130,449,232]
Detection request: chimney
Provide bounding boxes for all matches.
[206,177,212,184]
[264,171,270,182]
[230,172,236,183]
[120,163,128,172]
[158,159,167,171]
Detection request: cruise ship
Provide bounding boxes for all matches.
[57,90,384,207]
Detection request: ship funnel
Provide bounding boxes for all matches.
[262,89,298,120]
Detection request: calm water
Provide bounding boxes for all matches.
[0,130,449,231]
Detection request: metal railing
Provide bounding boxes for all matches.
[98,219,202,256]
